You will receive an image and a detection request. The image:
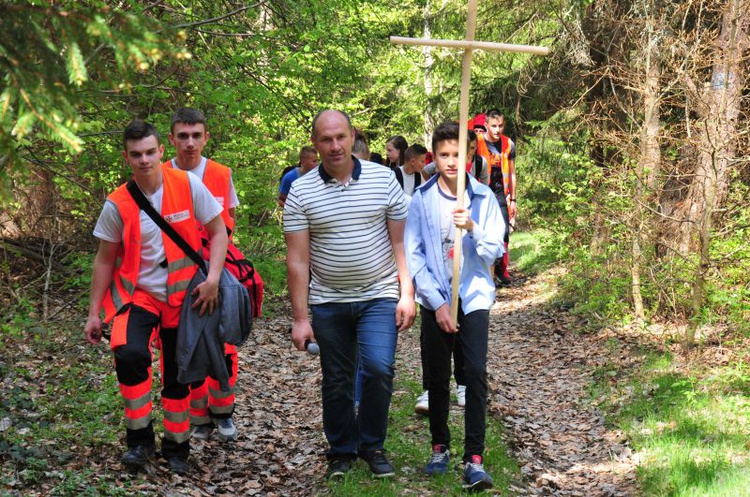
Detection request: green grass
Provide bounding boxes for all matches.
[592,346,750,496]
[509,229,562,276]
[324,376,520,496]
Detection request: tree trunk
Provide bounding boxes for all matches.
[632,0,662,322]
[682,0,748,346]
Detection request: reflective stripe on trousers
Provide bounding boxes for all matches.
[189,344,238,421]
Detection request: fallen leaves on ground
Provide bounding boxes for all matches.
[489,269,639,496]
[1,266,648,496]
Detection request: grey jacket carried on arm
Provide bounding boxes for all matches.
[176,264,251,392]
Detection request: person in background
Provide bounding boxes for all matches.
[284,110,415,479]
[384,135,408,170]
[475,110,516,286]
[405,120,504,491]
[393,144,427,198]
[85,119,227,475]
[369,152,384,165]
[278,146,319,208]
[352,127,371,161]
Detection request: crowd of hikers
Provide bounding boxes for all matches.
[85,106,517,492]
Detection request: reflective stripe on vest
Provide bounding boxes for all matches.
[101,168,202,322]
[167,255,196,273]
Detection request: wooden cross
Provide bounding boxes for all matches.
[391,0,549,324]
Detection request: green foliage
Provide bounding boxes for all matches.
[521,113,599,228]
[702,181,750,334]
[1,296,37,340]
[0,1,189,196]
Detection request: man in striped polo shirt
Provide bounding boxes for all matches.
[284,109,416,479]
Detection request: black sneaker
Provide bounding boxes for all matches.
[167,456,188,475]
[325,458,353,479]
[359,450,395,478]
[494,275,511,286]
[121,444,155,471]
[191,422,214,441]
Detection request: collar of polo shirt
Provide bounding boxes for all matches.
[319,155,362,184]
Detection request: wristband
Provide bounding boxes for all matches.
[510,198,516,202]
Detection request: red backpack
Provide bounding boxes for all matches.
[223,242,264,318]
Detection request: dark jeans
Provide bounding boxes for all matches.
[498,200,510,243]
[495,198,511,277]
[420,328,465,389]
[311,299,398,459]
[421,305,489,461]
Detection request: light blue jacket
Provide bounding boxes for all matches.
[405,174,505,314]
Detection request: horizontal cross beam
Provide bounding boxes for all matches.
[390,36,550,56]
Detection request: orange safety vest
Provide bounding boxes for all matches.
[476,133,511,195]
[161,159,235,236]
[101,168,202,322]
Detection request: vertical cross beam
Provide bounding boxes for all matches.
[391,2,549,324]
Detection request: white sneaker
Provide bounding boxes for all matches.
[216,417,238,442]
[456,385,466,407]
[414,390,429,415]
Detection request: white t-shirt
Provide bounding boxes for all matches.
[93,173,223,301]
[437,186,470,282]
[399,166,418,197]
[170,157,240,209]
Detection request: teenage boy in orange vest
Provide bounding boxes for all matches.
[165,107,242,443]
[84,119,228,474]
[475,110,516,285]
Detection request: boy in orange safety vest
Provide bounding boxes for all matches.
[474,110,516,285]
[84,119,228,474]
[165,107,243,443]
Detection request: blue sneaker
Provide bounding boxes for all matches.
[424,444,450,475]
[462,455,493,491]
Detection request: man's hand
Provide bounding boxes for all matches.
[291,320,314,351]
[435,303,458,334]
[85,315,103,344]
[395,295,416,332]
[191,276,220,316]
[508,197,518,220]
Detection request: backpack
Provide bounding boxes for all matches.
[223,242,264,319]
[201,233,264,319]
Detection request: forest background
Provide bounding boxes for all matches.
[1,0,748,495]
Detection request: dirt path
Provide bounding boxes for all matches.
[488,270,639,496]
[155,268,639,496]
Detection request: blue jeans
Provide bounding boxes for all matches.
[311,298,398,459]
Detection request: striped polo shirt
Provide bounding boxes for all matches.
[284,156,409,304]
